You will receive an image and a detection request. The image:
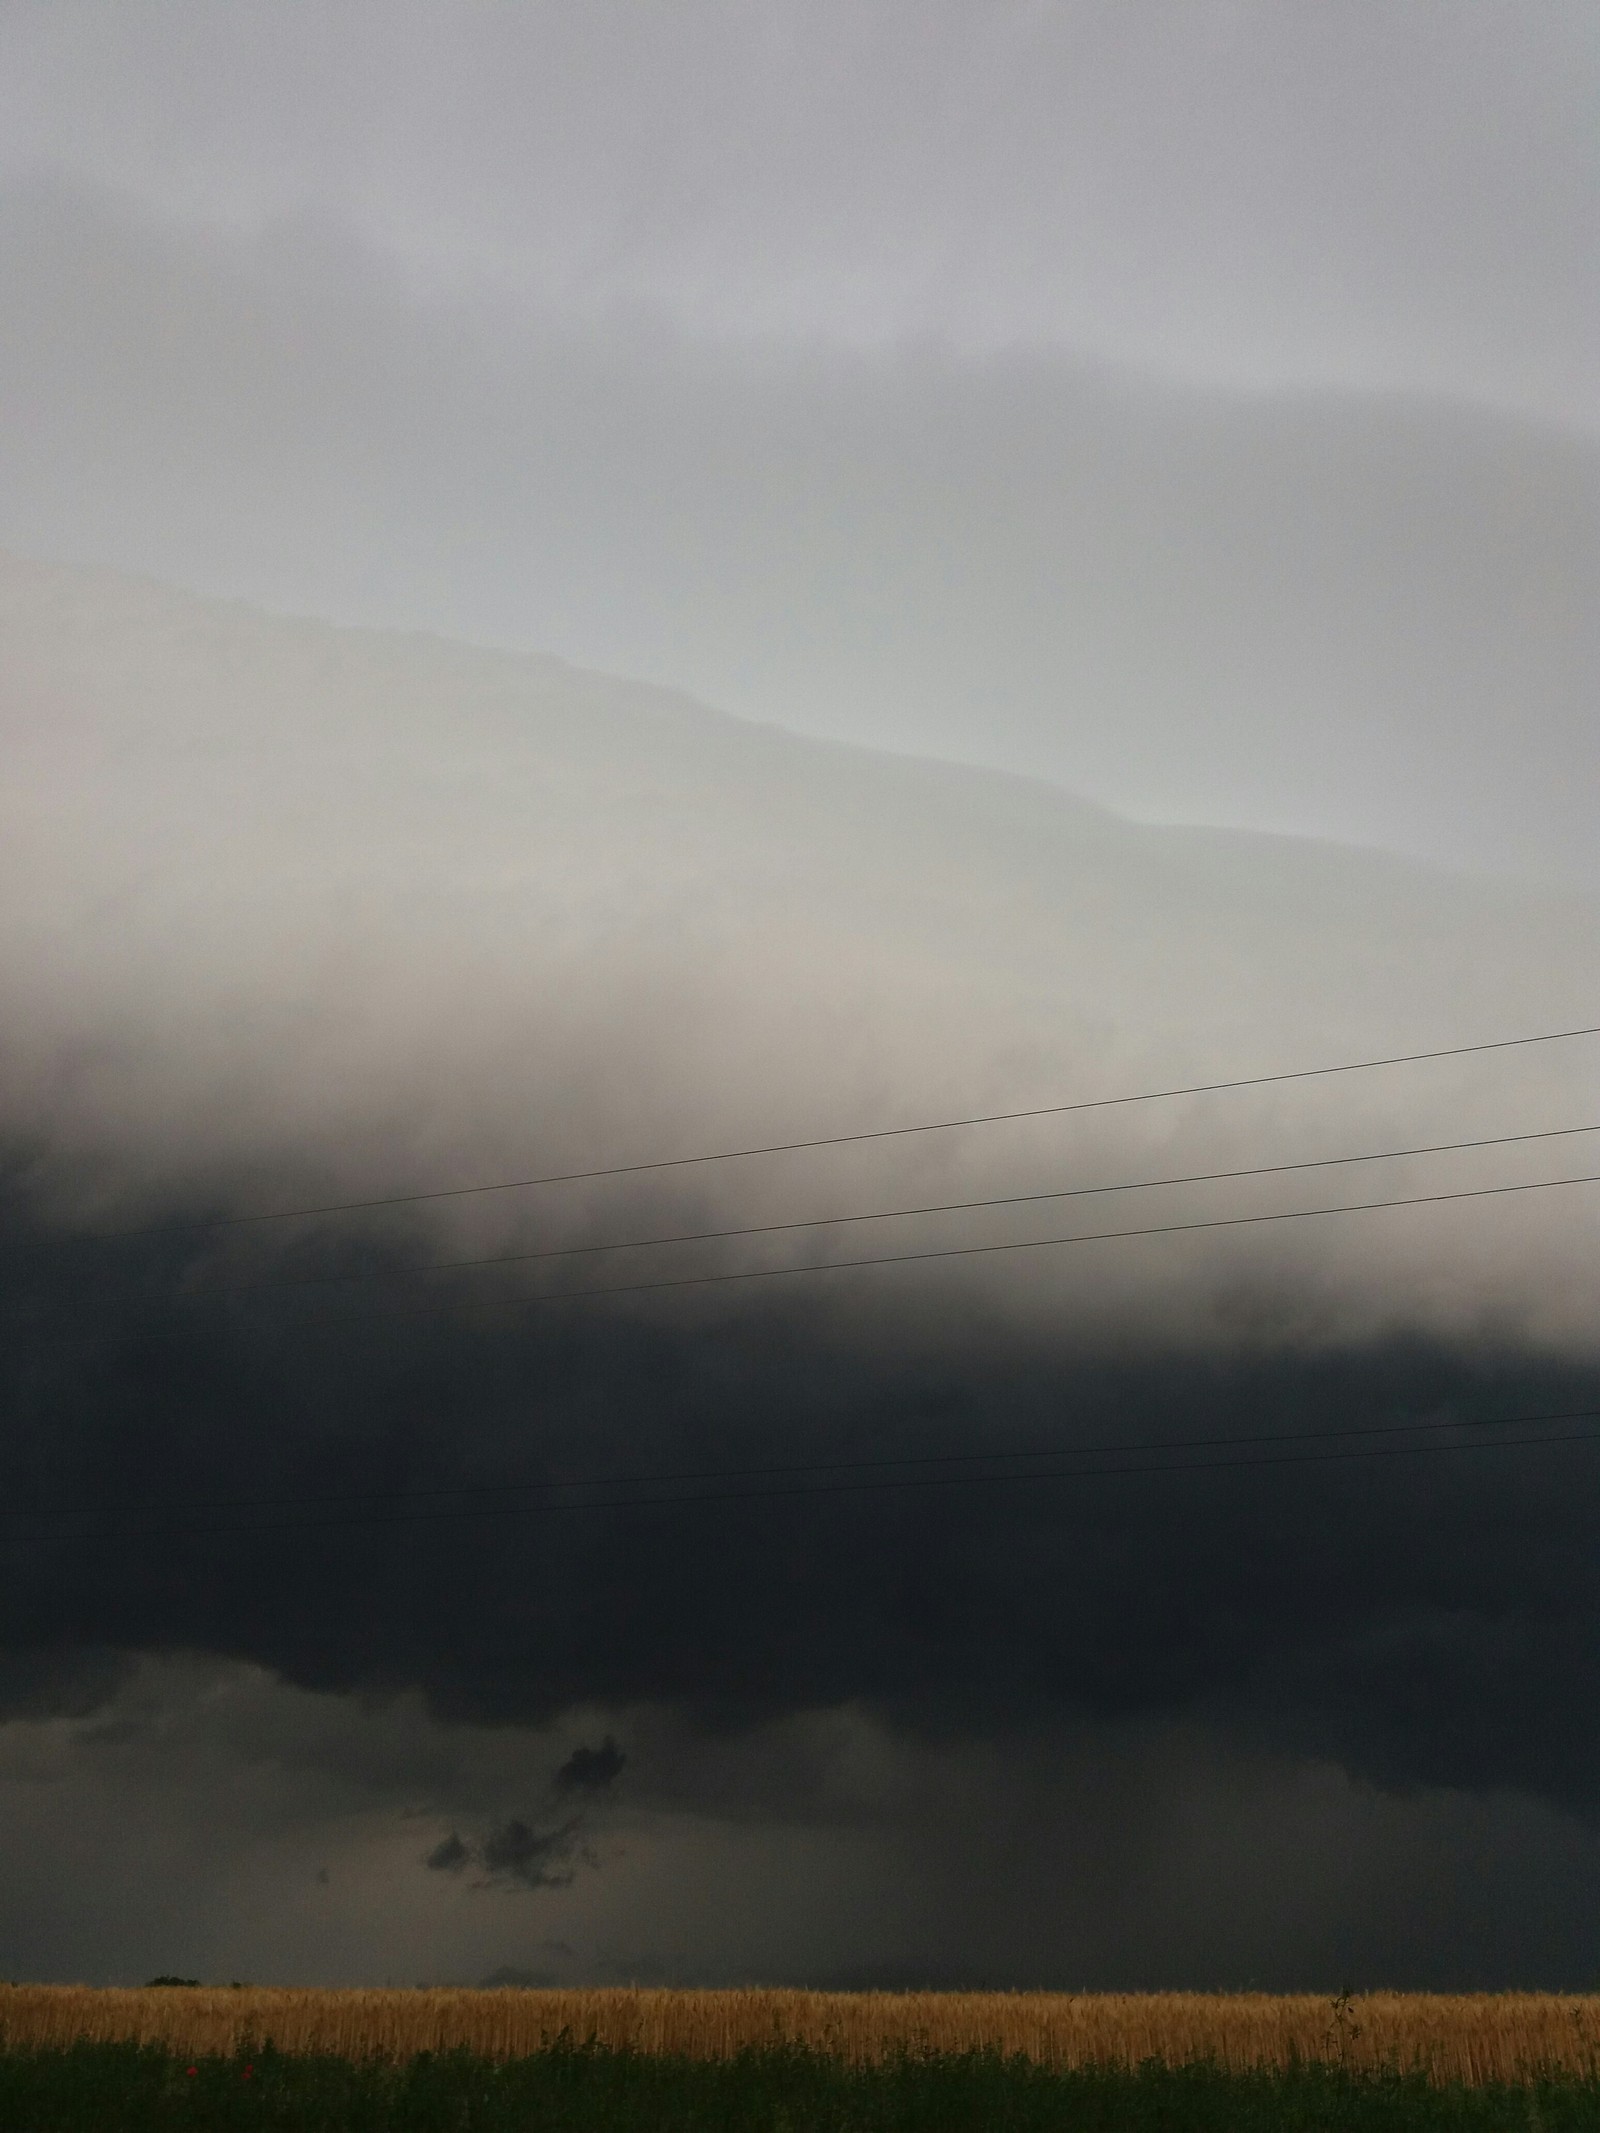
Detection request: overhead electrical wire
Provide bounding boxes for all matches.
[260,1168,1600,1319]
[11,1404,1600,1546]
[238,1118,1600,1292]
[19,1018,1595,1550]
[104,1018,1600,1238]
[14,1402,1599,1526]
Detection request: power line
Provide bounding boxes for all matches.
[105,1019,1600,1239]
[271,1168,1600,1317]
[449,1422,1600,1521]
[240,1120,1600,1292]
[14,1406,1600,1546]
[17,1405,1600,1533]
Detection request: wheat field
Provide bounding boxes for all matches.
[2,1986,1599,2084]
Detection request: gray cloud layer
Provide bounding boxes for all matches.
[2,1,1593,423]
[5,552,1596,1341]
[1,7,1596,1978]
[15,1654,1600,1992]
[1,181,1593,889]
[1,559,1598,1984]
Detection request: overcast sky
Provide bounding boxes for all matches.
[2,0,1595,422]
[0,0,1594,882]
[3,5,1600,1996]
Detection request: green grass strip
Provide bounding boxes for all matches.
[0,2040,1597,2131]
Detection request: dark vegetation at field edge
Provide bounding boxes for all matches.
[0,2043,1598,2131]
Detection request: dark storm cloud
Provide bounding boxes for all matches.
[0,555,1596,1988]
[427,1818,586,1892]
[424,1735,621,1893]
[1,7,1596,1989]
[556,1740,625,1796]
[478,1820,583,1891]
[5,1180,1600,1819]
[0,1646,131,1724]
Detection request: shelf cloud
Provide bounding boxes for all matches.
[0,4,1595,1990]
[0,556,1597,1985]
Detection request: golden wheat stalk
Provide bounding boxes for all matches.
[2,1986,1598,2084]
